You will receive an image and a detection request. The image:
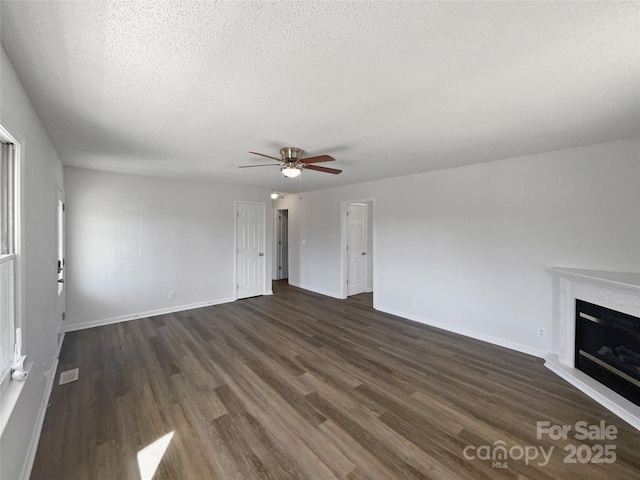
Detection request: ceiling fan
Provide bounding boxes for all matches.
[239,147,342,177]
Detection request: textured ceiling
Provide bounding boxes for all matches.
[1,1,639,192]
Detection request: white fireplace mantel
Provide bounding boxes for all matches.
[546,267,640,430]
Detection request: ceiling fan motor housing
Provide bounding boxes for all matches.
[280,147,304,162]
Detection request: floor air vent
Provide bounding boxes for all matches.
[59,368,79,385]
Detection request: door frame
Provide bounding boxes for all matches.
[275,209,289,280]
[234,201,267,300]
[340,198,375,300]
[56,187,65,347]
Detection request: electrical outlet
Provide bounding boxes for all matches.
[169,291,175,300]
[537,327,546,338]
[411,298,417,307]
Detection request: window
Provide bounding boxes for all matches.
[0,140,17,395]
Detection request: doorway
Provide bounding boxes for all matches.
[342,200,374,298]
[276,209,289,280]
[56,187,65,348]
[235,201,266,299]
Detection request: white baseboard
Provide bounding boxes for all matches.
[287,281,343,300]
[374,304,546,359]
[65,298,236,332]
[20,332,64,480]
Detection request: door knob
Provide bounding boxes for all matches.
[258,253,264,257]
[57,279,65,283]
[362,252,367,255]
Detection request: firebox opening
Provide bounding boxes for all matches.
[575,299,640,406]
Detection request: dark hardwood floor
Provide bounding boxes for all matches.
[31,281,639,479]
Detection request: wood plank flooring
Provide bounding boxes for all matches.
[31,281,640,479]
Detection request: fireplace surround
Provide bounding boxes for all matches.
[547,268,640,430]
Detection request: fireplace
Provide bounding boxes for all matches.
[575,299,640,406]
[548,267,640,430]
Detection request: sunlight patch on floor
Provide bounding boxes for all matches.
[137,431,175,480]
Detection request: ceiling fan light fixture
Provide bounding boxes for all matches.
[282,166,301,178]
[270,192,279,199]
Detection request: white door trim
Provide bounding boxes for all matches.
[234,201,267,300]
[340,198,375,300]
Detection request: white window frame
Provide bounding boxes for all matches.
[0,125,22,398]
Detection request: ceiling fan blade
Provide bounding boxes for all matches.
[305,165,342,174]
[238,164,281,168]
[248,151,282,162]
[301,154,335,164]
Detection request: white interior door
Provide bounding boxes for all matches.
[347,204,367,296]
[56,188,65,343]
[277,210,288,280]
[236,202,265,299]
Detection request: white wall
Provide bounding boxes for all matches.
[64,167,272,330]
[274,138,640,356]
[0,47,65,480]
